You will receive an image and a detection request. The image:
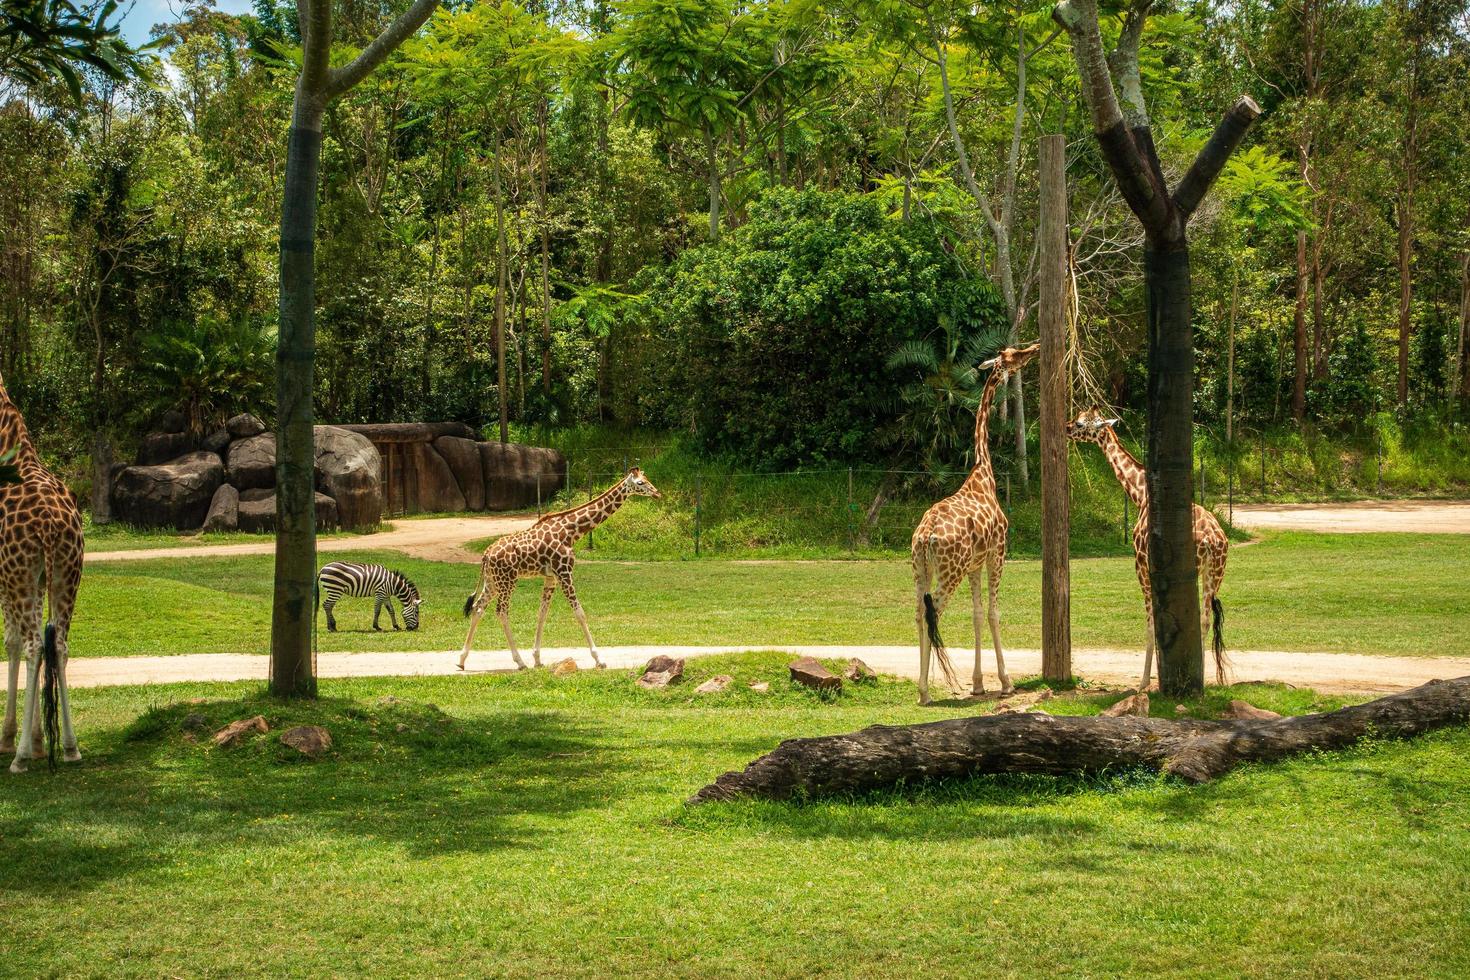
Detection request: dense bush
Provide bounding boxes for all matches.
[626,189,1007,469]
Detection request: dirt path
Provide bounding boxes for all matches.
[85,514,538,565]
[1231,499,1470,534]
[51,645,1469,695]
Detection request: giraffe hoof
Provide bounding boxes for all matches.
[594,663,606,670]
[64,748,82,763]
[9,760,26,774]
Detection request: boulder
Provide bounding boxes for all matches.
[695,675,733,694]
[405,441,465,513]
[201,427,231,456]
[202,484,240,532]
[551,657,579,676]
[843,658,877,683]
[1224,700,1282,721]
[636,655,684,689]
[789,657,842,692]
[480,441,567,511]
[226,412,267,439]
[312,426,383,530]
[227,433,276,490]
[137,431,196,466]
[157,409,187,434]
[112,452,225,530]
[434,436,486,511]
[213,715,268,748]
[237,491,338,533]
[336,421,476,442]
[280,725,332,758]
[1102,691,1150,717]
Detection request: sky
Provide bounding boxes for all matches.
[115,0,257,46]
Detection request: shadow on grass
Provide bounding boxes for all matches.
[0,694,630,896]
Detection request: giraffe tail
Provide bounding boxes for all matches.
[463,587,482,618]
[41,623,59,772]
[1211,595,1228,685]
[923,594,960,692]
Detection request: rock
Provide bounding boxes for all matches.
[226,412,267,439]
[636,655,684,689]
[695,675,733,694]
[1224,699,1282,721]
[213,715,268,748]
[996,689,1055,713]
[158,409,187,434]
[551,657,578,676]
[480,441,568,511]
[202,484,239,532]
[336,422,477,442]
[312,426,383,530]
[180,712,210,734]
[237,491,338,533]
[1102,692,1149,717]
[749,681,770,693]
[434,436,486,511]
[227,433,276,490]
[280,725,332,758]
[201,427,231,456]
[405,441,466,513]
[1175,704,1189,715]
[843,658,876,683]
[788,657,842,692]
[112,452,225,530]
[137,431,196,465]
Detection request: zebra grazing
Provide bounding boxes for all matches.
[317,561,423,632]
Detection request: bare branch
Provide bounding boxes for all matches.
[1173,96,1263,220]
[327,0,441,100]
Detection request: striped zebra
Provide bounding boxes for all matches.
[317,561,422,632]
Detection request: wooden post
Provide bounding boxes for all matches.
[1038,133,1071,683]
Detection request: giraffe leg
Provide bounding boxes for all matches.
[531,578,555,668]
[557,572,602,668]
[987,554,1011,695]
[458,592,489,670]
[52,623,79,761]
[2,619,19,755]
[496,594,528,671]
[10,613,42,774]
[969,573,986,696]
[1140,599,1156,693]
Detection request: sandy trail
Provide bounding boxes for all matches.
[50,645,1469,695]
[1230,499,1470,534]
[84,514,537,565]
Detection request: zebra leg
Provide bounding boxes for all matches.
[323,594,338,632]
[373,596,384,631]
[387,597,401,631]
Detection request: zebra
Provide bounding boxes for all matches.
[317,561,423,632]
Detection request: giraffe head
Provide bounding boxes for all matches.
[978,342,1040,383]
[623,467,662,499]
[1065,408,1120,445]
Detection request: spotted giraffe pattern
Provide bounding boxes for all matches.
[910,344,1040,704]
[0,372,84,772]
[1067,409,1230,691]
[458,468,662,671]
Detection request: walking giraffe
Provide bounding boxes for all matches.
[459,468,662,671]
[0,373,84,772]
[911,343,1040,705]
[1066,409,1229,691]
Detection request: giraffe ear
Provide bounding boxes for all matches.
[1104,418,1120,428]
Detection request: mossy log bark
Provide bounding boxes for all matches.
[689,676,1470,804]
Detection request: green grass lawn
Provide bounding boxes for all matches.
[84,518,374,552]
[73,532,1470,659]
[2,655,1466,976]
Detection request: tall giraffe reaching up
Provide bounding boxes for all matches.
[459,468,662,671]
[0,373,84,773]
[1067,409,1229,692]
[911,343,1040,705]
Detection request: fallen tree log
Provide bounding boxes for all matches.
[689,676,1470,804]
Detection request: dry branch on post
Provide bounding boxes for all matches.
[689,676,1470,804]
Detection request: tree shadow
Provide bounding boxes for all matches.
[0,697,630,897]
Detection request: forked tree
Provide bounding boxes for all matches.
[272,0,442,697]
[1051,0,1260,696]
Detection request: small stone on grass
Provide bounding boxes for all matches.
[280,725,332,758]
[213,715,268,748]
[695,675,733,694]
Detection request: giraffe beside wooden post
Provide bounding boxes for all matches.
[1067,409,1230,694]
[911,343,1040,705]
[459,468,662,671]
[0,373,84,773]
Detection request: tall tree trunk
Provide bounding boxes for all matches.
[1397,192,1413,408]
[538,99,553,397]
[493,138,509,444]
[1458,250,1470,405]
[271,92,326,699]
[1292,229,1308,420]
[705,125,721,242]
[1227,270,1238,444]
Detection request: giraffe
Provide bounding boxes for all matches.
[0,372,84,773]
[910,343,1040,705]
[459,468,662,671]
[1066,409,1229,692]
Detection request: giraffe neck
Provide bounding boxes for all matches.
[0,383,39,470]
[1099,430,1148,508]
[557,480,631,540]
[962,369,1005,497]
